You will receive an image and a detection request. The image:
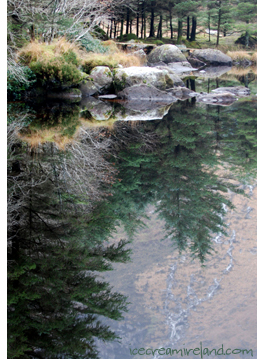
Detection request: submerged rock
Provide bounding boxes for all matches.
[211,86,250,97]
[191,49,232,66]
[148,44,187,64]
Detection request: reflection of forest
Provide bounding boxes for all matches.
[7,96,257,358]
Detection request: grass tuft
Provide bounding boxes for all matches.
[82,52,141,73]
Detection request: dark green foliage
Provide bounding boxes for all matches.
[117,33,139,41]
[7,66,36,99]
[80,34,108,53]
[29,57,83,88]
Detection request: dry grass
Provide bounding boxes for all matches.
[227,67,251,76]
[18,38,81,64]
[82,52,141,73]
[18,126,78,149]
[79,117,116,129]
[102,40,119,53]
[227,50,251,61]
[251,52,257,64]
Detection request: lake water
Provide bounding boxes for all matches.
[7,67,257,359]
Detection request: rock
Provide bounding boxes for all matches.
[81,97,113,120]
[187,55,206,68]
[153,66,185,87]
[90,66,113,92]
[197,92,237,105]
[167,61,194,73]
[148,44,187,64]
[211,86,250,97]
[167,86,196,100]
[114,66,167,91]
[192,49,232,66]
[80,81,99,97]
[131,49,147,62]
[117,84,177,102]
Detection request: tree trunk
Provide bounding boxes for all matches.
[190,16,196,41]
[169,10,173,39]
[30,24,35,41]
[114,20,117,38]
[126,8,129,35]
[208,13,211,42]
[130,19,132,34]
[110,20,113,38]
[177,19,183,44]
[136,2,139,37]
[187,16,190,40]
[141,2,144,38]
[216,9,221,46]
[149,1,155,37]
[157,14,162,39]
[120,18,124,37]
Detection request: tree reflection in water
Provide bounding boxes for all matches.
[7,96,257,358]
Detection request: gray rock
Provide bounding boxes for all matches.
[90,66,113,92]
[187,56,206,68]
[211,86,250,97]
[167,61,194,73]
[197,92,237,105]
[167,86,197,100]
[114,66,167,91]
[80,81,99,97]
[152,65,185,87]
[117,84,177,102]
[192,49,232,66]
[148,44,187,64]
[131,49,147,62]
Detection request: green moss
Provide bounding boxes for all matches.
[113,71,127,92]
[165,74,174,88]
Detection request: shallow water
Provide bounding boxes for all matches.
[7,69,257,359]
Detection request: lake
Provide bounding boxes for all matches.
[7,67,257,359]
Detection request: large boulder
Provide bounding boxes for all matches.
[80,81,99,97]
[114,67,167,91]
[148,44,187,64]
[191,49,232,66]
[117,84,177,102]
[90,66,113,92]
[153,66,185,87]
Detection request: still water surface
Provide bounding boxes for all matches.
[8,68,257,359]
